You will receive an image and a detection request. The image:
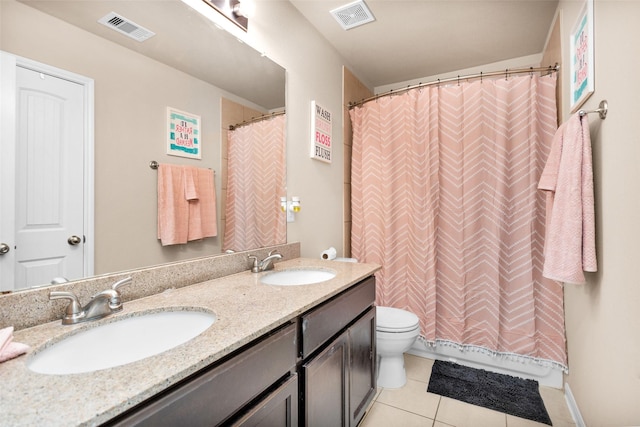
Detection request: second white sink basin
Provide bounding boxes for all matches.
[28,309,216,375]
[260,268,337,286]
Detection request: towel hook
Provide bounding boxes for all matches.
[149,160,159,170]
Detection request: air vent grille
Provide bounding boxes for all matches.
[330,0,375,30]
[98,12,155,42]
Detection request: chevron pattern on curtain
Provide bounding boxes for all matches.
[350,73,567,369]
[223,114,286,252]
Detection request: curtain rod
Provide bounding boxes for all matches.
[348,64,560,110]
[229,110,285,130]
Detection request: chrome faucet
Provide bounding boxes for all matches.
[248,250,283,273]
[49,277,132,325]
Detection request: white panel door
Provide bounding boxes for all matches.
[12,66,85,289]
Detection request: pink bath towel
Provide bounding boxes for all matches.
[157,164,190,245]
[538,113,597,284]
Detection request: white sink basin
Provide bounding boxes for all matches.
[260,268,337,286]
[28,309,216,375]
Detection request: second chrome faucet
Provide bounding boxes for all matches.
[248,251,282,273]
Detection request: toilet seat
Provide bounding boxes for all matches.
[376,306,419,333]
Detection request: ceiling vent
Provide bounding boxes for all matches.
[330,0,376,30]
[98,12,155,42]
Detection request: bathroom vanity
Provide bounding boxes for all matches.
[0,258,380,427]
[106,276,376,426]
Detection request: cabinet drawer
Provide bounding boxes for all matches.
[300,276,375,358]
[231,374,298,427]
[107,322,297,427]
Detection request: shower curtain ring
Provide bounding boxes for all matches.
[529,67,534,79]
[480,72,483,83]
[457,75,460,86]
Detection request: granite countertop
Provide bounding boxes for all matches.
[0,258,380,427]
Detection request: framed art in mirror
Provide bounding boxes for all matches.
[570,0,594,113]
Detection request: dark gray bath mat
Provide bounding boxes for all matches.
[427,360,552,425]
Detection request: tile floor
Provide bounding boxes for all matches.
[359,354,576,427]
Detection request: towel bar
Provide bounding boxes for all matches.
[579,100,608,120]
[148,160,214,172]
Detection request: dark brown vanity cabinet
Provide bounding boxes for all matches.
[104,276,376,427]
[299,276,377,427]
[106,323,298,427]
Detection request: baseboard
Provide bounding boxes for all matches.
[564,383,586,427]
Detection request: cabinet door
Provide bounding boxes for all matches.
[232,374,298,427]
[348,307,376,427]
[302,333,349,426]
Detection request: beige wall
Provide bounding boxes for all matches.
[558,1,640,425]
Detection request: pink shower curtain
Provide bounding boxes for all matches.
[223,114,286,252]
[350,73,567,369]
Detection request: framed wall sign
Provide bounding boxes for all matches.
[167,107,201,159]
[310,100,332,163]
[570,0,595,113]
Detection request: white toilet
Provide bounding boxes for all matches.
[376,306,420,389]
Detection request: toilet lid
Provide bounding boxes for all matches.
[376,306,420,332]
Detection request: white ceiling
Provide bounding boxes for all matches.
[290,0,559,88]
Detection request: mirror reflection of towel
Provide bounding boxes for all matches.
[183,166,199,201]
[157,164,217,246]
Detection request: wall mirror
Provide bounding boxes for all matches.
[0,0,286,292]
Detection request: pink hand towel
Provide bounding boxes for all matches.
[187,168,218,241]
[0,342,30,363]
[538,113,597,284]
[0,326,13,354]
[183,166,199,201]
[0,327,29,363]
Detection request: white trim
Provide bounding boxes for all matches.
[0,52,18,291]
[2,51,95,280]
[564,382,586,427]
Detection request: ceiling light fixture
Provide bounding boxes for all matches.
[232,0,255,18]
[198,0,249,32]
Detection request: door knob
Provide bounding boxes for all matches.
[67,235,82,245]
[0,243,9,255]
